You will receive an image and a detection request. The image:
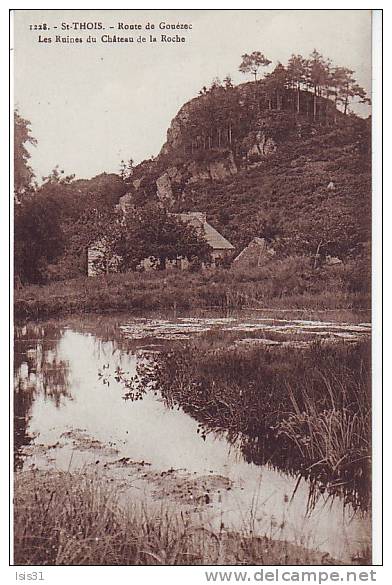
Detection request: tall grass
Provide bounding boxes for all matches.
[14,470,341,566]
[14,257,370,320]
[277,372,370,498]
[135,340,371,510]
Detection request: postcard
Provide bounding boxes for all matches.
[12,8,379,569]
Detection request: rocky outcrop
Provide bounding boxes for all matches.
[187,151,237,184]
[156,86,285,189]
[115,80,369,264]
[209,152,238,180]
[243,131,277,160]
[186,162,211,183]
[131,85,333,211]
[156,172,175,204]
[160,100,196,157]
[117,192,134,213]
[154,151,238,203]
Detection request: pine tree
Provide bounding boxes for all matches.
[287,54,308,113]
[239,52,272,81]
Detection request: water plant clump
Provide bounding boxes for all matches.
[130,339,371,510]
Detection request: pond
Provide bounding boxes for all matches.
[14,309,371,563]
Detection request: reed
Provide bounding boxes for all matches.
[136,340,371,509]
[14,470,345,566]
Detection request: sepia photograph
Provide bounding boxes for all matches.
[12,8,377,567]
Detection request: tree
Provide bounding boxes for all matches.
[284,199,364,264]
[264,63,289,110]
[14,110,37,201]
[287,54,308,113]
[14,166,80,284]
[330,67,370,116]
[119,158,134,183]
[120,204,212,270]
[14,191,65,283]
[71,172,127,212]
[16,170,130,281]
[210,77,223,91]
[236,211,282,250]
[305,50,331,119]
[70,207,124,275]
[41,165,75,185]
[239,52,271,81]
[223,74,234,90]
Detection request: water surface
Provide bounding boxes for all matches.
[14,310,371,563]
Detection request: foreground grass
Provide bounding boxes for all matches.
[14,470,346,566]
[14,261,369,320]
[135,340,371,510]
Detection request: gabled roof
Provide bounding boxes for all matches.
[177,212,234,251]
[233,237,267,262]
[203,221,235,250]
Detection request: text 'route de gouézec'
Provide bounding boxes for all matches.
[38,21,192,44]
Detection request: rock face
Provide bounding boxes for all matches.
[156,172,175,204]
[117,192,134,213]
[187,151,237,183]
[117,82,370,264]
[154,151,238,204]
[243,131,277,161]
[209,152,238,180]
[160,101,194,157]
[136,86,291,204]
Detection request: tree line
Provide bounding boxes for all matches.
[238,49,370,116]
[180,49,370,157]
[239,49,370,117]
[14,112,211,283]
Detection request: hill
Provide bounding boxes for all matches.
[14,74,371,303]
[122,79,371,260]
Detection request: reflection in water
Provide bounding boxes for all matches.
[14,323,71,469]
[13,313,371,562]
[14,377,34,471]
[115,323,370,512]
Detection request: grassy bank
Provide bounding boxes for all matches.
[14,470,347,566]
[14,258,370,320]
[134,339,371,510]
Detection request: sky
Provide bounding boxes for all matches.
[13,9,372,182]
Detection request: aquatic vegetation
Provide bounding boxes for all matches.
[13,315,372,565]
[131,340,371,510]
[14,470,354,565]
